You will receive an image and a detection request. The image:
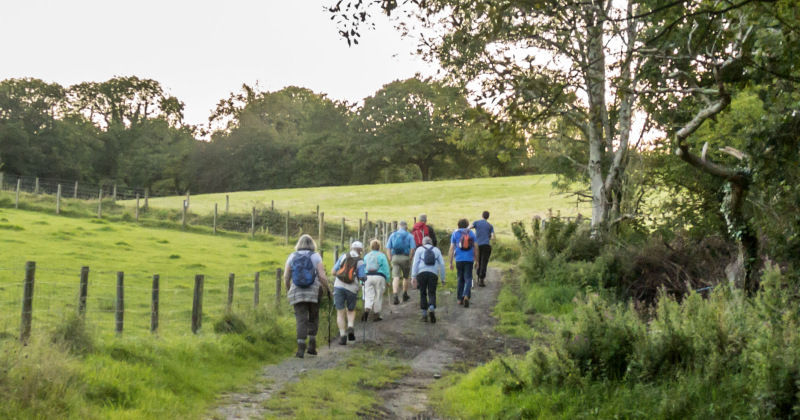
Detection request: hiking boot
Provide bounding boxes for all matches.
[458,299,463,305]
[479,279,486,287]
[346,326,356,341]
[372,313,383,322]
[295,342,306,358]
[361,309,370,322]
[463,296,470,308]
[402,292,410,302]
[307,338,317,355]
[393,294,400,305]
[421,314,428,322]
[429,311,436,324]
[339,335,347,345]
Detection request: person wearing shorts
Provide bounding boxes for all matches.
[331,241,366,345]
[386,221,415,305]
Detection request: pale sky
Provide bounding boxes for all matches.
[0,0,437,127]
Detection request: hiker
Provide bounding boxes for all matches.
[283,234,332,358]
[386,220,415,304]
[470,210,495,287]
[411,236,446,323]
[449,218,478,308]
[331,241,366,345]
[411,214,438,248]
[362,239,391,322]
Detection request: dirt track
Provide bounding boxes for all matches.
[210,267,528,419]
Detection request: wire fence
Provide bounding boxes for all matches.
[0,262,289,341]
[0,173,155,201]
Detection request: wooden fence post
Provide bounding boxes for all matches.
[0,172,3,190]
[253,272,260,307]
[251,207,256,238]
[285,211,290,244]
[333,245,340,267]
[271,200,274,211]
[213,203,218,234]
[115,271,124,335]
[113,184,117,202]
[316,204,319,215]
[227,273,235,312]
[340,217,345,247]
[144,188,149,211]
[151,274,159,333]
[73,181,78,199]
[135,194,140,221]
[56,184,61,214]
[191,274,204,334]
[20,261,35,343]
[275,268,282,303]
[319,212,324,245]
[78,266,89,317]
[34,177,39,196]
[358,219,362,241]
[186,191,190,210]
[97,187,103,218]
[15,179,20,209]
[225,195,229,213]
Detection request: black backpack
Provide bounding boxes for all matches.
[422,245,436,266]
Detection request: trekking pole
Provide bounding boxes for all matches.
[362,282,366,342]
[328,292,333,349]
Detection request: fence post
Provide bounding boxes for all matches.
[73,181,78,199]
[182,200,187,230]
[20,261,35,343]
[0,172,3,190]
[271,200,274,211]
[97,187,103,218]
[275,268,282,303]
[115,271,124,335]
[225,195,229,213]
[227,273,235,312]
[151,275,159,333]
[135,194,140,221]
[358,219,362,241]
[251,207,256,238]
[319,212,325,245]
[285,211,290,244]
[191,274,204,334]
[34,177,39,196]
[340,218,345,247]
[253,272,260,307]
[78,266,89,317]
[186,191,190,210]
[334,245,340,267]
[15,179,20,209]
[316,204,319,215]
[112,184,117,202]
[144,188,149,211]
[213,203,218,235]
[56,184,62,214]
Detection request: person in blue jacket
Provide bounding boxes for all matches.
[449,218,478,308]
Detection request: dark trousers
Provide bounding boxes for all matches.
[456,261,474,300]
[477,244,492,280]
[417,271,439,310]
[293,301,320,341]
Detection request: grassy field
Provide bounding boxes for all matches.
[138,175,588,237]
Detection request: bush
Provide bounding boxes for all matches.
[51,314,94,356]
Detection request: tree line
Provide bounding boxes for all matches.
[0,75,546,196]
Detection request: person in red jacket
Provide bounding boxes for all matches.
[411,214,438,248]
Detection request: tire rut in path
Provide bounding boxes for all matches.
[209,267,528,419]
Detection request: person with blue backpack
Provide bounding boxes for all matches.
[283,234,332,358]
[362,239,391,322]
[449,218,478,308]
[386,220,415,305]
[411,236,446,323]
[331,241,366,345]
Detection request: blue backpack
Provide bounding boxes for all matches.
[391,231,410,255]
[291,252,316,288]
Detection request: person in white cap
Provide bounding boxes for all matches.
[331,241,366,345]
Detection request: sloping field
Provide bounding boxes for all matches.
[0,207,293,338]
[141,174,588,237]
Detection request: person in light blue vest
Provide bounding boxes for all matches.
[386,221,415,305]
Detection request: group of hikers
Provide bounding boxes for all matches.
[283,212,495,358]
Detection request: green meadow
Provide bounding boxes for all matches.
[138,175,588,237]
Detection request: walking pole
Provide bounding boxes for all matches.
[362,281,366,342]
[328,292,333,349]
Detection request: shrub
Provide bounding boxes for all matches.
[51,314,94,356]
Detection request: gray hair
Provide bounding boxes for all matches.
[294,234,317,252]
[422,236,433,245]
[399,220,408,228]
[418,214,427,223]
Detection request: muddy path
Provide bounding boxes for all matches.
[209,267,528,419]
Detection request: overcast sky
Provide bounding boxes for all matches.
[1,0,437,127]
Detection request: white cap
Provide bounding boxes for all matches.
[351,241,363,250]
